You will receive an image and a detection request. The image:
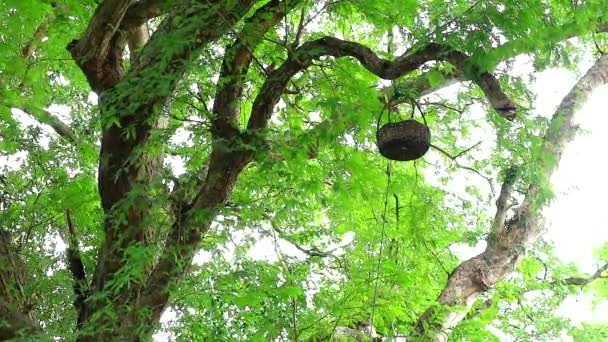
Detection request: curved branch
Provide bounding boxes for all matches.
[136,0,302,327]
[247,37,516,132]
[212,0,303,139]
[121,0,168,30]
[563,263,608,287]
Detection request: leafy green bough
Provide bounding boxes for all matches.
[1,0,608,341]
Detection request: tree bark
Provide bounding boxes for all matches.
[0,230,42,340]
[70,1,258,340]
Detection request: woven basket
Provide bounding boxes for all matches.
[376,119,431,161]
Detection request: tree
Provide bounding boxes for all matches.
[1,0,608,341]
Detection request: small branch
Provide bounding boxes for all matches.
[292,5,307,48]
[64,209,87,325]
[453,141,481,159]
[2,100,78,144]
[562,264,608,287]
[430,143,496,197]
[492,167,518,239]
[21,14,55,60]
[262,213,341,259]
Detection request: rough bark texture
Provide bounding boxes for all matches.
[0,230,41,340]
[68,1,259,340]
[411,54,608,342]
[247,38,517,132]
[139,0,304,327]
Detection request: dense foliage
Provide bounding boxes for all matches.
[1,0,608,341]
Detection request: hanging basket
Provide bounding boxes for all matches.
[376,119,431,161]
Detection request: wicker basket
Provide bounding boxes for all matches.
[376,119,431,161]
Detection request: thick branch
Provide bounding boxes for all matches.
[136,148,252,327]
[136,1,304,325]
[67,0,132,91]
[121,0,168,30]
[412,53,608,342]
[212,0,302,139]
[247,37,516,132]
[76,1,258,338]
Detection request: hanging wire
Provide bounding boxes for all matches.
[413,100,428,126]
[369,161,392,337]
[409,101,416,119]
[369,32,397,335]
[375,105,387,133]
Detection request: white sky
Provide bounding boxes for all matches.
[536,67,608,328]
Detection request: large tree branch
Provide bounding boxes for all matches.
[135,148,252,328]
[74,1,259,338]
[91,0,257,283]
[121,0,169,30]
[247,37,516,133]
[137,0,302,327]
[411,53,608,342]
[212,0,303,139]
[67,0,133,92]
[4,10,79,145]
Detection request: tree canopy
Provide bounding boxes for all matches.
[1,0,608,341]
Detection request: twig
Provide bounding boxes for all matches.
[430,143,496,197]
[65,209,87,326]
[292,4,307,48]
[562,263,608,287]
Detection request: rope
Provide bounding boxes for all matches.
[369,161,392,337]
[413,100,428,126]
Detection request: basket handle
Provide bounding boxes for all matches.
[375,98,394,132]
[412,100,428,126]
